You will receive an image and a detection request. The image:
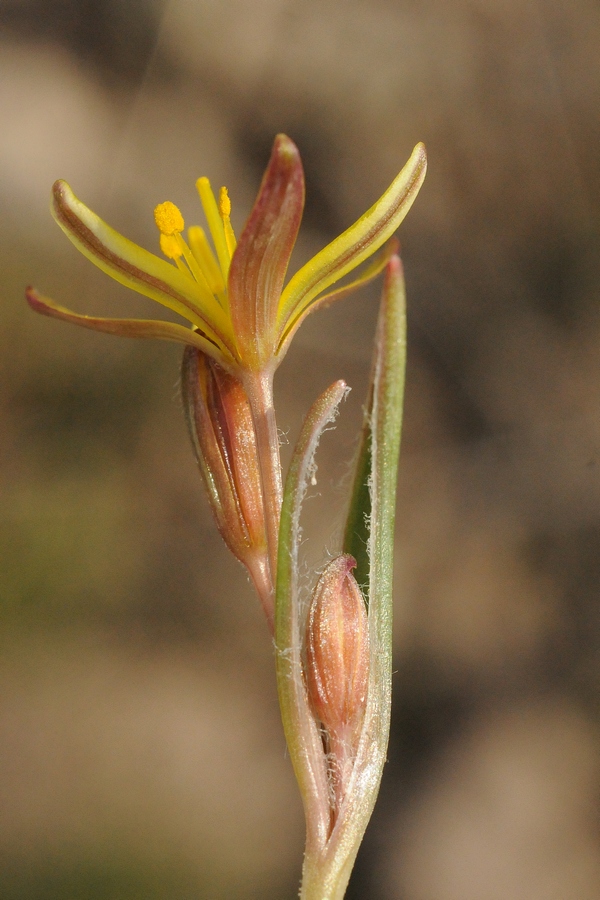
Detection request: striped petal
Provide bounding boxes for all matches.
[276,239,398,359]
[52,180,234,357]
[228,134,304,370]
[277,143,426,333]
[26,287,226,361]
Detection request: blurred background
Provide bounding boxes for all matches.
[1,0,600,897]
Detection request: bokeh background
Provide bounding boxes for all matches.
[1,0,600,897]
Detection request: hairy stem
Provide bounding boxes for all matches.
[276,381,350,867]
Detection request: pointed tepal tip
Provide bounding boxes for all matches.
[25,285,50,316]
[413,142,427,175]
[387,253,403,277]
[273,133,301,164]
[25,285,38,309]
[51,179,69,205]
[50,179,74,225]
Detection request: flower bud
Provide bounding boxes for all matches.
[305,555,369,743]
[181,346,270,603]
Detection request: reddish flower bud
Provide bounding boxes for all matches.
[181,346,271,611]
[305,555,369,744]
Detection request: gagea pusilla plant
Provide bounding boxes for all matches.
[27,134,426,899]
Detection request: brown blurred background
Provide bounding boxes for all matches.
[1,0,600,897]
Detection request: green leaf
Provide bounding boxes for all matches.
[300,254,407,900]
[275,379,350,858]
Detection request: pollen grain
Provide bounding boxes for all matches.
[154,201,185,236]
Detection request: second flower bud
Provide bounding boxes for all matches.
[305,554,369,811]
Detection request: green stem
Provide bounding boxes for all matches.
[276,380,350,861]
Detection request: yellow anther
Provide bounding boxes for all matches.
[219,186,231,219]
[154,201,185,236]
[159,233,183,260]
[219,186,237,258]
[196,176,231,279]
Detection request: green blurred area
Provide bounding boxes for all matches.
[0,857,200,900]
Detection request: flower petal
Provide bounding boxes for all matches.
[276,239,397,360]
[52,180,233,353]
[277,142,426,331]
[26,287,228,361]
[228,134,305,370]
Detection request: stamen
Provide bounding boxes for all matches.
[175,233,216,297]
[175,256,191,277]
[196,177,231,281]
[219,186,237,257]
[218,186,231,219]
[154,201,185,236]
[188,226,226,295]
[156,219,231,325]
[159,233,183,260]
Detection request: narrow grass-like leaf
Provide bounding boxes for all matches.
[275,380,350,857]
[300,255,407,900]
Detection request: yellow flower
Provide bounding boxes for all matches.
[26,135,426,378]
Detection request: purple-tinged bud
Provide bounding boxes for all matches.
[181,346,271,615]
[305,555,369,744]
